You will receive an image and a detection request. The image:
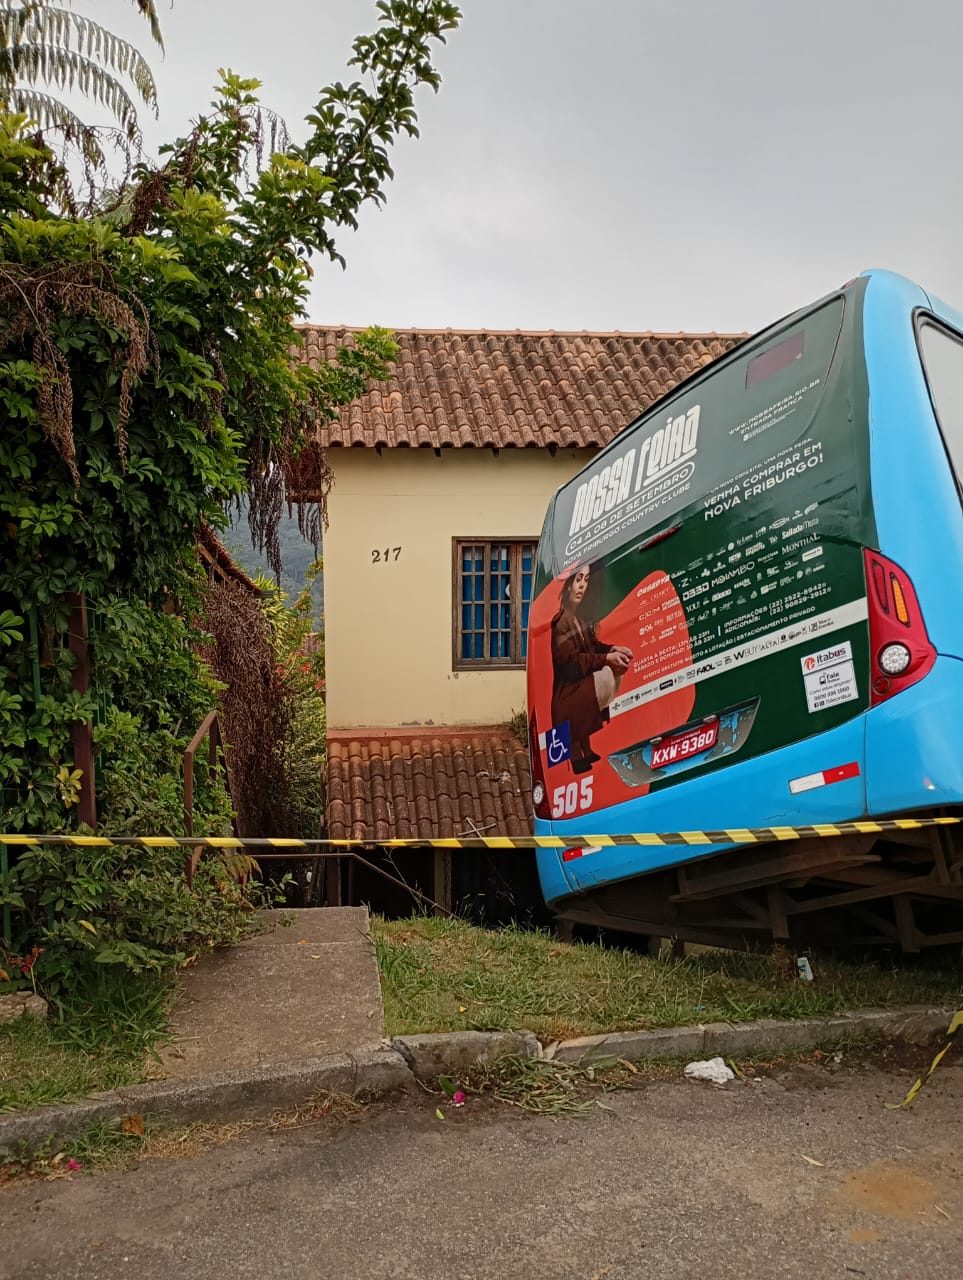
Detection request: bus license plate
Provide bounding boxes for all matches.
[650,722,718,768]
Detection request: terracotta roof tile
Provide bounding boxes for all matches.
[294,326,746,451]
[326,728,533,842]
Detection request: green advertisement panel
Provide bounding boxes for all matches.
[528,284,876,821]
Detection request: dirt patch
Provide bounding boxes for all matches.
[834,1159,957,1225]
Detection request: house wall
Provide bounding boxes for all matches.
[323,446,595,728]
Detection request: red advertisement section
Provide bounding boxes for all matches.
[528,565,695,818]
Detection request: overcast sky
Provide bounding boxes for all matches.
[102,0,963,335]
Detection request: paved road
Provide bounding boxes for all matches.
[3,1060,961,1280]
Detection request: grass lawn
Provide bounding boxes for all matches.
[0,978,169,1113]
[372,915,963,1042]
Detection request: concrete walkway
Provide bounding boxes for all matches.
[156,908,386,1078]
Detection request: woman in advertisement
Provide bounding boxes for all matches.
[551,563,633,774]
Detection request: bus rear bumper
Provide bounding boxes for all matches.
[536,715,868,905]
[535,655,963,907]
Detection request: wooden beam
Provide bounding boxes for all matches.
[767,886,790,939]
[913,927,963,948]
[325,856,343,907]
[671,839,878,901]
[893,896,920,953]
[876,830,932,849]
[814,866,910,886]
[928,825,963,887]
[850,905,900,942]
[559,906,768,951]
[785,873,963,916]
[731,893,773,928]
[433,848,452,916]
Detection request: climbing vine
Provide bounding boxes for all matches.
[0,1,461,994]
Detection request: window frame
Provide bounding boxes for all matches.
[451,537,538,671]
[915,311,963,505]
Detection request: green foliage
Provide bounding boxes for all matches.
[0,1,164,169]
[3,841,260,992]
[0,1,461,1009]
[264,561,327,839]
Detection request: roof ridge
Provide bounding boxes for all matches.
[295,323,749,340]
[328,724,519,742]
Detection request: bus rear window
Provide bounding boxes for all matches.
[551,295,847,568]
[919,321,963,488]
[746,331,805,387]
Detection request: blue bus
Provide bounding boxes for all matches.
[527,270,963,951]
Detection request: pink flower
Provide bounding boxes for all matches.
[66,1158,83,1172]
[452,1091,466,1107]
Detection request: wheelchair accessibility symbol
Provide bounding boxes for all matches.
[544,722,572,768]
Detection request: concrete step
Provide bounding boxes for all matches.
[156,908,385,1079]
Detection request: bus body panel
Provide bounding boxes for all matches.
[862,271,963,659]
[864,654,963,816]
[529,268,963,918]
[860,272,963,814]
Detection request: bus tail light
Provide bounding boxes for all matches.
[863,550,936,705]
[529,711,550,819]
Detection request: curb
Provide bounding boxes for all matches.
[392,1030,540,1083]
[0,1032,537,1155]
[545,1005,956,1064]
[0,1007,954,1154]
[0,1046,413,1155]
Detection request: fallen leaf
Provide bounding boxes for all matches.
[122,1115,145,1137]
[435,1108,445,1121]
[798,1154,824,1167]
[310,954,322,959]
[0,969,9,982]
[617,1058,639,1074]
[458,1005,467,1013]
[50,1152,65,1166]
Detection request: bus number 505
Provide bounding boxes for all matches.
[551,776,594,818]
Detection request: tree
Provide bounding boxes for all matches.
[0,0,163,158]
[0,0,460,994]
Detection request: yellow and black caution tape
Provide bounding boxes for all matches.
[0,814,959,852]
[886,1010,963,1109]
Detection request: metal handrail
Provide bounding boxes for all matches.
[183,710,233,884]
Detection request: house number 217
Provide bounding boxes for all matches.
[371,547,402,563]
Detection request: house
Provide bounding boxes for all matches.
[290,326,743,909]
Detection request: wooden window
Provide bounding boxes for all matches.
[453,539,537,669]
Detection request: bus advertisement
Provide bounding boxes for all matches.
[527,270,963,948]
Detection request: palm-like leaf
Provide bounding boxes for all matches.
[0,1,162,143]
